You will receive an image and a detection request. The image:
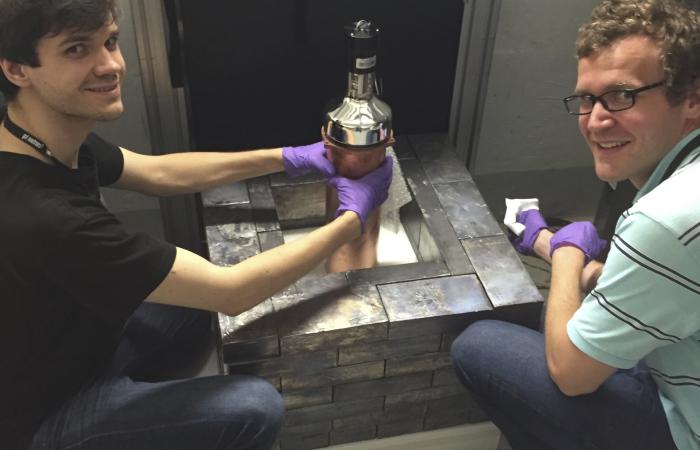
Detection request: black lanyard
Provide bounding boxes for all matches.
[2,113,67,168]
[659,133,700,184]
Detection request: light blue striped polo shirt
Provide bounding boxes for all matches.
[568,128,700,450]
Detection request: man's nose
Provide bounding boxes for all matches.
[585,101,615,131]
[93,47,124,77]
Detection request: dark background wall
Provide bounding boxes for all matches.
[172,0,464,150]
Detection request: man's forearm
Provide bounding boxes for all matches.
[119,148,286,196]
[159,148,285,195]
[225,211,360,313]
[148,211,362,316]
[545,247,591,394]
[544,247,616,395]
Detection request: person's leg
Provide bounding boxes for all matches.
[107,302,213,380]
[29,374,284,450]
[450,320,677,450]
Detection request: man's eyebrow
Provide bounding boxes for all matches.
[58,33,93,47]
[57,26,119,47]
[572,82,631,95]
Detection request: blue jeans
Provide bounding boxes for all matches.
[29,303,284,450]
[450,320,677,450]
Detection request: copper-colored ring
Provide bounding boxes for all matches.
[321,127,395,179]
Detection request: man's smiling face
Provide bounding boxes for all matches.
[576,35,690,188]
[23,20,125,123]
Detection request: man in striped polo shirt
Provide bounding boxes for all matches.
[451,1,700,449]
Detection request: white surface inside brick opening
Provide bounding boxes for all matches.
[282,221,419,275]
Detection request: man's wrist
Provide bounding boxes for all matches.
[336,210,362,238]
[551,245,586,268]
[533,229,554,260]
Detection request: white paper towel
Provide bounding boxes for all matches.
[380,146,413,232]
[503,198,539,236]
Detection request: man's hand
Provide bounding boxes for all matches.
[327,157,393,232]
[511,209,549,255]
[550,222,607,265]
[282,141,335,178]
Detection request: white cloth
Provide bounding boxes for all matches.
[380,146,412,232]
[503,198,540,236]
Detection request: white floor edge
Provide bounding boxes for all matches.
[326,422,502,450]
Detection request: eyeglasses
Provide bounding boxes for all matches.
[562,80,666,115]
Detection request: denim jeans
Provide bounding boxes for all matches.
[450,320,677,450]
[29,303,284,450]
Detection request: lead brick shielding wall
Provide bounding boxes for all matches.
[203,134,542,449]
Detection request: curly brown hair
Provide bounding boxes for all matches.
[576,0,700,103]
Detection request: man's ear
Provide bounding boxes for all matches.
[0,59,31,88]
[685,77,700,121]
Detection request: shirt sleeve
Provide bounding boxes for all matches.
[568,213,700,369]
[43,199,176,325]
[84,133,124,186]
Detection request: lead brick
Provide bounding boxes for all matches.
[426,393,476,413]
[275,281,389,354]
[345,261,450,285]
[284,397,384,427]
[281,323,388,355]
[385,384,467,408]
[385,352,453,377]
[377,419,424,438]
[432,367,462,387]
[282,386,332,410]
[386,315,472,340]
[433,181,502,239]
[339,334,441,366]
[440,331,461,352]
[202,182,250,206]
[379,276,491,340]
[424,408,471,431]
[408,133,472,184]
[329,427,377,445]
[382,401,428,419]
[333,372,432,402]
[282,360,385,391]
[401,159,474,275]
[461,236,543,308]
[247,177,280,232]
[279,433,329,450]
[280,421,331,437]
[227,349,336,377]
[333,403,426,430]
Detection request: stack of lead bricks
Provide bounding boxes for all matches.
[203,134,543,449]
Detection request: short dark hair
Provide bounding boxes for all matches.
[576,0,700,104]
[0,0,120,101]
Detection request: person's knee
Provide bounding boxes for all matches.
[214,376,284,446]
[240,377,285,428]
[451,320,503,363]
[450,320,516,387]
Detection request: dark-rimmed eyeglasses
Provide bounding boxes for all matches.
[562,80,666,115]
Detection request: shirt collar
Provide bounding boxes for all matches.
[634,128,700,202]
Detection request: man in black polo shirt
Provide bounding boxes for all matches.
[0,1,392,449]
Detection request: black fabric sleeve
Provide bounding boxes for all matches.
[84,133,124,186]
[44,200,176,325]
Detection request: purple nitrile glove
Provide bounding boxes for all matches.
[549,221,607,264]
[327,156,393,232]
[282,141,335,178]
[511,209,549,255]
